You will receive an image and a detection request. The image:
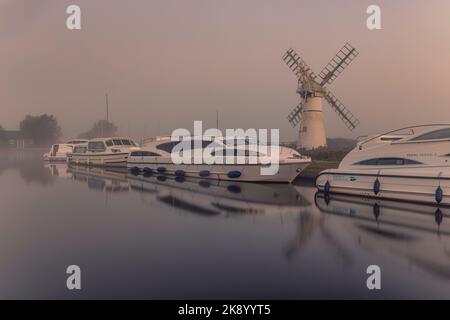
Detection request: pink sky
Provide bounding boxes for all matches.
[2,0,450,141]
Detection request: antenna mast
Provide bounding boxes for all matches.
[105,93,109,122]
[216,110,219,130]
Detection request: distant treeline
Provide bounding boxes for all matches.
[0,115,118,148]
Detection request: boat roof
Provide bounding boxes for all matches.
[66,139,88,143]
[89,137,135,142]
[142,135,258,144]
[358,124,450,148]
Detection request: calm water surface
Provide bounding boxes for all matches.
[1,149,450,299]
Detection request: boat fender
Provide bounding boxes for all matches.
[199,170,210,177]
[435,186,443,204]
[227,171,241,179]
[175,170,185,177]
[143,167,152,173]
[157,167,166,173]
[324,180,330,194]
[373,178,381,195]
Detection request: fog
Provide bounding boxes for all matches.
[2,0,450,142]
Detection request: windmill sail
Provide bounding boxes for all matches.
[318,43,358,86]
[324,90,360,130]
[287,102,304,127]
[282,48,317,81]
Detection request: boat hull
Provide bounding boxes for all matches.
[44,155,67,162]
[316,169,450,205]
[68,152,129,168]
[127,159,310,183]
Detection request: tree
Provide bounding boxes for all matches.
[20,114,62,146]
[78,120,118,139]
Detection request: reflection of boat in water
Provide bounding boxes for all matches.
[44,163,73,178]
[65,164,309,216]
[315,192,450,280]
[67,165,130,192]
[127,173,310,216]
[316,125,450,205]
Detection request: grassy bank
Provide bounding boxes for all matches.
[283,137,355,179]
[297,160,340,180]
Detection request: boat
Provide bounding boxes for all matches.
[127,135,311,183]
[67,137,139,167]
[43,139,88,161]
[316,124,450,205]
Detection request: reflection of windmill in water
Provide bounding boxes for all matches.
[283,208,353,267]
[282,43,360,150]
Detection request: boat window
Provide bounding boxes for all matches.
[156,141,179,153]
[88,141,106,152]
[411,128,450,141]
[212,149,249,157]
[130,151,160,157]
[190,140,213,149]
[380,137,403,141]
[354,158,422,166]
[113,139,123,145]
[121,139,132,146]
[74,146,87,153]
[224,138,252,146]
[142,151,160,156]
[105,140,113,147]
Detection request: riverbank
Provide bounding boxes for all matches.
[297,159,340,180]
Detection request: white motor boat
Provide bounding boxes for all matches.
[127,136,311,183]
[316,124,450,205]
[43,139,88,161]
[68,137,140,167]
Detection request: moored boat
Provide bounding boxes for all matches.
[316,124,450,205]
[127,135,311,183]
[68,137,139,167]
[43,139,88,161]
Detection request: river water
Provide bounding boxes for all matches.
[1,149,450,299]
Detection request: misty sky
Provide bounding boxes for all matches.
[2,0,450,142]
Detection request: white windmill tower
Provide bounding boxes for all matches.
[282,43,360,150]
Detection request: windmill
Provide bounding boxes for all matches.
[282,42,360,150]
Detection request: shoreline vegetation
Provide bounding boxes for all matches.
[286,137,356,179]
